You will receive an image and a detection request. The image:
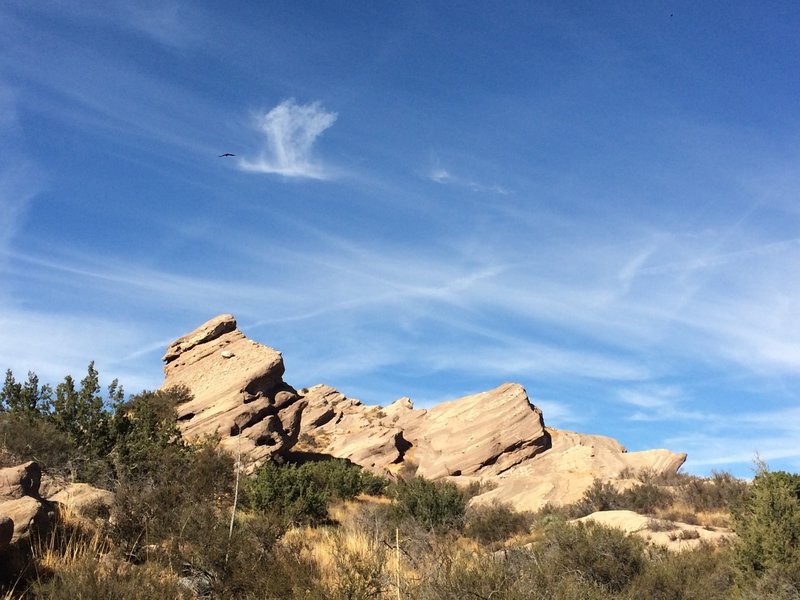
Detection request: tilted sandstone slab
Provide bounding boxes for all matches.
[162,314,305,466]
[295,382,549,479]
[466,428,686,512]
[401,383,550,479]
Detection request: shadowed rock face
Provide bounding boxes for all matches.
[164,314,687,511]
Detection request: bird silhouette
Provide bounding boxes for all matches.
[219,153,236,157]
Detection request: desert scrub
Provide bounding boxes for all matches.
[625,544,736,600]
[464,501,532,546]
[243,457,388,525]
[733,465,800,588]
[537,520,647,593]
[389,476,467,533]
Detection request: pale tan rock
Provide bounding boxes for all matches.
[295,385,407,471]
[50,483,114,519]
[468,428,686,512]
[161,314,304,469]
[404,383,549,479]
[575,510,734,551]
[0,461,58,548]
[165,315,688,513]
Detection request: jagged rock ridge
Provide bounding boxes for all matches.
[162,315,687,511]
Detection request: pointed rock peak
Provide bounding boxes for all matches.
[383,396,414,417]
[163,314,237,363]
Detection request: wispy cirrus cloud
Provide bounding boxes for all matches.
[427,154,511,195]
[429,166,511,195]
[239,99,338,180]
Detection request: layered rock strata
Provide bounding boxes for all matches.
[163,314,687,510]
[162,314,305,465]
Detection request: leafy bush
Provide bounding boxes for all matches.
[110,438,234,553]
[625,545,736,600]
[389,476,466,533]
[112,386,191,478]
[679,470,748,513]
[733,465,800,588]
[302,457,388,499]
[244,460,331,525]
[464,501,531,545]
[244,458,388,526]
[568,479,624,516]
[621,481,673,514]
[567,478,674,518]
[538,520,646,593]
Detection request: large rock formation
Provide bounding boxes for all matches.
[162,314,306,465]
[163,314,687,511]
[294,382,551,481]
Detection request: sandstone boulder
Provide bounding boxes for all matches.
[50,483,114,520]
[162,314,305,467]
[0,461,58,547]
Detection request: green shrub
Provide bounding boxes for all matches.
[110,438,234,552]
[244,458,389,526]
[389,476,466,533]
[567,479,624,517]
[620,481,673,514]
[244,460,330,525]
[733,466,800,587]
[680,470,748,513]
[301,457,388,500]
[112,386,191,478]
[464,501,531,545]
[538,520,646,593]
[625,545,736,600]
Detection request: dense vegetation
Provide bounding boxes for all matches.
[1,365,799,599]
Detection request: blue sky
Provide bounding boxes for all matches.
[1,1,799,477]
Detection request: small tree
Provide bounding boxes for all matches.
[733,463,800,587]
[51,362,120,458]
[0,369,52,417]
[244,461,330,525]
[390,476,466,533]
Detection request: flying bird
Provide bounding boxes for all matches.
[218,153,236,157]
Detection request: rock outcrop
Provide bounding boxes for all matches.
[294,382,551,481]
[163,314,687,511]
[0,462,57,549]
[162,314,306,466]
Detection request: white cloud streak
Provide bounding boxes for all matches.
[239,99,337,179]
[428,165,510,195]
